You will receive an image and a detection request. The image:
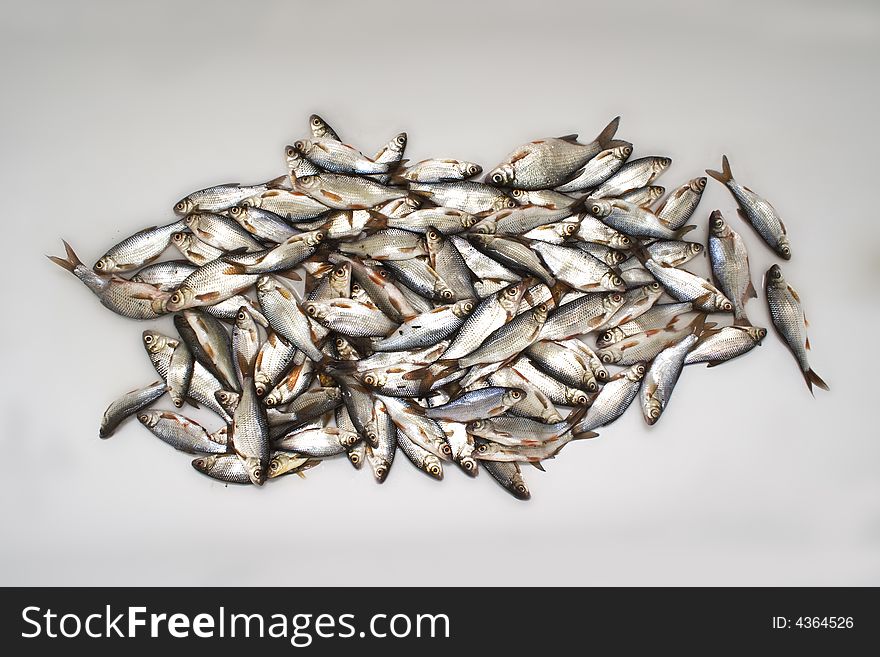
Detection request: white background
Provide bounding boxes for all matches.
[2,0,878,585]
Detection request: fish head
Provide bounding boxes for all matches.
[457,455,479,476]
[268,453,304,479]
[387,133,408,154]
[748,326,768,343]
[599,348,620,365]
[293,174,320,193]
[776,236,792,260]
[93,256,117,273]
[597,328,620,348]
[423,455,443,480]
[452,299,476,318]
[255,275,276,295]
[136,410,160,428]
[173,197,195,215]
[293,139,314,156]
[170,232,192,250]
[609,232,633,249]
[507,188,528,205]
[435,281,456,302]
[614,145,633,160]
[690,177,707,192]
[499,279,529,312]
[531,303,550,324]
[602,292,626,315]
[242,456,266,486]
[191,454,219,476]
[254,374,271,398]
[337,430,360,448]
[586,199,613,218]
[234,306,253,329]
[371,459,390,483]
[460,162,482,178]
[304,302,328,321]
[567,390,591,406]
[142,330,175,354]
[709,210,728,237]
[165,286,195,312]
[346,447,363,467]
[502,388,525,407]
[474,441,496,458]
[626,363,647,382]
[466,419,487,435]
[602,271,625,292]
[486,163,515,187]
[653,157,673,174]
[360,370,387,389]
[688,242,704,257]
[214,390,240,414]
[582,376,599,393]
[644,398,662,425]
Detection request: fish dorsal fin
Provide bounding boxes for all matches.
[805,335,811,350]
[557,134,579,143]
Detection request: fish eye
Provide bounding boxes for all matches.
[286,146,296,157]
[600,331,612,342]
[263,396,276,407]
[300,175,313,184]
[335,338,345,348]
[175,201,186,211]
[601,353,615,364]
[591,204,602,214]
[237,311,246,321]
[294,140,305,150]
[620,236,632,246]
[622,146,633,156]
[505,199,517,208]
[171,293,181,303]
[611,275,623,287]
[306,305,318,316]
[537,303,547,312]
[138,413,149,422]
[395,135,406,146]
[722,301,733,311]
[491,173,504,183]
[255,384,266,396]
[378,270,389,279]
[575,393,588,405]
[441,290,454,300]
[510,390,522,400]
[252,467,262,479]
[636,364,646,374]
[364,374,377,386]
[516,484,527,494]
[649,283,661,291]
[587,381,598,392]
[269,460,281,474]
[311,117,321,126]
[349,452,360,464]
[375,465,387,477]
[477,444,488,453]
[611,293,623,302]
[691,244,702,253]
[660,158,671,166]
[144,335,153,343]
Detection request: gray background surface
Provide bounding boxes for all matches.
[2,0,878,585]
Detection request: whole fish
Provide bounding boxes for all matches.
[539,291,626,341]
[467,408,590,446]
[130,260,197,290]
[531,241,623,293]
[382,257,456,302]
[366,399,397,483]
[576,214,633,249]
[99,381,167,438]
[294,173,408,210]
[170,232,224,266]
[455,302,549,368]
[48,241,170,319]
[255,276,325,362]
[396,429,444,480]
[706,155,791,259]
[620,185,665,208]
[191,453,251,484]
[242,188,330,221]
[597,301,693,348]
[263,352,315,407]
[574,364,647,433]
[137,410,227,454]
[485,117,620,189]
[645,240,703,268]
[487,366,562,423]
[642,258,733,313]
[174,308,240,392]
[586,198,691,240]
[372,299,474,352]
[166,341,194,407]
[274,426,359,457]
[684,325,767,367]
[640,334,698,425]
[294,137,391,175]
[449,235,521,283]
[332,255,418,323]
[554,142,633,193]
[229,230,325,274]
[408,181,516,214]
[526,340,599,392]
[174,176,289,215]
[508,357,592,406]
[183,212,265,252]
[306,298,397,337]
[268,453,319,479]
[254,331,298,397]
[93,220,187,273]
[596,313,706,366]
[338,229,427,261]
[655,177,706,230]
[378,396,452,460]
[425,229,477,300]
[285,144,321,181]
[232,306,261,385]
[225,205,299,244]
[468,233,555,286]
[165,257,258,312]
[482,461,530,500]
[708,210,756,323]
[426,387,524,422]
[589,156,671,199]
[401,159,482,183]
[387,207,478,234]
[765,265,828,393]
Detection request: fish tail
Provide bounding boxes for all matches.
[47,240,83,272]
[529,461,546,472]
[266,174,292,190]
[596,116,621,148]
[571,429,599,441]
[364,210,389,230]
[673,224,697,239]
[732,312,752,327]
[705,154,733,184]
[804,368,829,394]
[564,404,589,428]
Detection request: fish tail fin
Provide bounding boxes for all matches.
[364,210,389,230]
[266,174,292,190]
[564,405,589,428]
[746,278,758,300]
[674,224,697,238]
[630,242,652,265]
[530,461,546,472]
[705,154,733,184]
[804,368,829,394]
[47,240,82,272]
[596,116,621,149]
[732,312,752,327]
[689,313,709,336]
[571,429,599,442]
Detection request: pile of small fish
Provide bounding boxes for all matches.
[50,114,828,499]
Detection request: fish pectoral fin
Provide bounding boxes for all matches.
[529,461,547,471]
[788,285,802,304]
